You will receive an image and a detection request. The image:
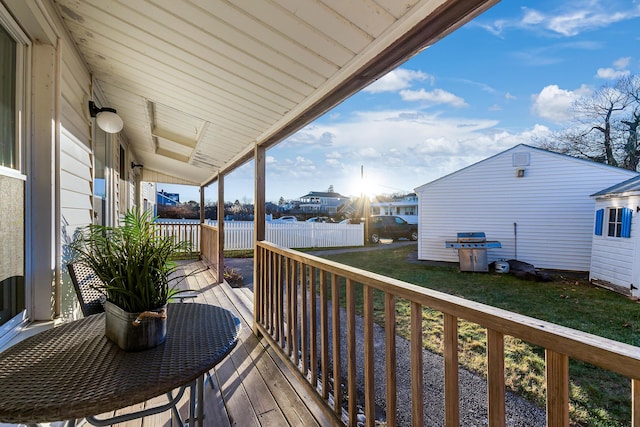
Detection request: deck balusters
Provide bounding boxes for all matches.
[253,241,640,427]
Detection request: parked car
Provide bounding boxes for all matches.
[306,216,335,223]
[273,216,298,222]
[368,215,418,243]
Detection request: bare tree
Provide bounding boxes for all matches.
[537,75,639,170]
[572,82,632,167]
[619,75,640,170]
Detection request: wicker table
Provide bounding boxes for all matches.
[0,303,240,426]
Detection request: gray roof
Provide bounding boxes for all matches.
[300,191,349,199]
[591,175,640,197]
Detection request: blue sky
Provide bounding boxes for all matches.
[162,0,640,204]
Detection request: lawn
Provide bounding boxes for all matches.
[316,243,640,427]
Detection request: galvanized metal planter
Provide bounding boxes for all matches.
[104,301,167,351]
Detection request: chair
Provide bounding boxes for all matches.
[67,262,107,317]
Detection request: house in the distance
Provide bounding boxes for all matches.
[370,193,419,223]
[157,190,180,206]
[414,144,639,271]
[589,175,640,297]
[298,191,350,214]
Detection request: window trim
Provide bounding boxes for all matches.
[605,207,632,238]
[0,7,30,341]
[0,3,29,174]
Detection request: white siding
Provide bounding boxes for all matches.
[60,128,92,321]
[589,196,640,293]
[415,145,639,271]
[59,36,93,321]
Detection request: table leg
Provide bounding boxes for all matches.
[188,379,196,426]
[196,375,204,427]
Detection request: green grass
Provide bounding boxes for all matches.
[318,244,640,427]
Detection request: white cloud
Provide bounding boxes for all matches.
[596,56,632,79]
[399,88,467,107]
[363,68,433,93]
[613,57,631,69]
[596,68,630,79]
[479,3,640,37]
[268,108,554,199]
[530,84,591,123]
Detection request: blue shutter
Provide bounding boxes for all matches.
[594,209,604,236]
[621,207,633,238]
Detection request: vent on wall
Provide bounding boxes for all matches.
[513,152,530,166]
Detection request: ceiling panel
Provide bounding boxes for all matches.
[54,0,498,185]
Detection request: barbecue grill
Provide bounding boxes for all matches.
[445,232,501,272]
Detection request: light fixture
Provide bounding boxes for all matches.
[88,101,124,133]
[131,162,143,169]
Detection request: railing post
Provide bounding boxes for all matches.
[346,279,357,426]
[363,286,375,427]
[633,378,640,427]
[487,329,505,426]
[332,273,342,416]
[444,314,459,427]
[546,349,569,427]
[385,294,397,427]
[320,271,329,401]
[410,302,424,426]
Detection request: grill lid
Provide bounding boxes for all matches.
[456,232,486,242]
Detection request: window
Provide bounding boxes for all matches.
[606,207,632,238]
[0,24,16,168]
[608,208,623,237]
[0,19,26,336]
[94,126,107,225]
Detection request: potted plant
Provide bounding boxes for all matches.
[69,207,192,351]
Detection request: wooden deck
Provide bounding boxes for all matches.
[93,260,331,427]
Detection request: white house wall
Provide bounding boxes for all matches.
[415,146,638,271]
[589,196,640,295]
[59,31,93,320]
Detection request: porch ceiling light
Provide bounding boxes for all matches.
[88,101,124,133]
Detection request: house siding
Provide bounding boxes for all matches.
[59,42,92,319]
[415,145,638,271]
[590,195,640,295]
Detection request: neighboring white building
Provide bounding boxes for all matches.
[370,193,419,223]
[414,144,639,271]
[298,191,350,214]
[589,175,640,297]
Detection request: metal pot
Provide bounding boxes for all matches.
[104,301,167,351]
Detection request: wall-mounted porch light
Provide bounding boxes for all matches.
[88,101,124,133]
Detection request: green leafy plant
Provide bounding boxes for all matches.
[69,208,192,313]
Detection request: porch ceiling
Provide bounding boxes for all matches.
[53,0,497,186]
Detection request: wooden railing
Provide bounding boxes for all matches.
[254,240,640,426]
[155,221,200,258]
[200,223,219,277]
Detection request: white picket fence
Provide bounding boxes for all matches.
[219,221,364,250]
[156,219,364,251]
